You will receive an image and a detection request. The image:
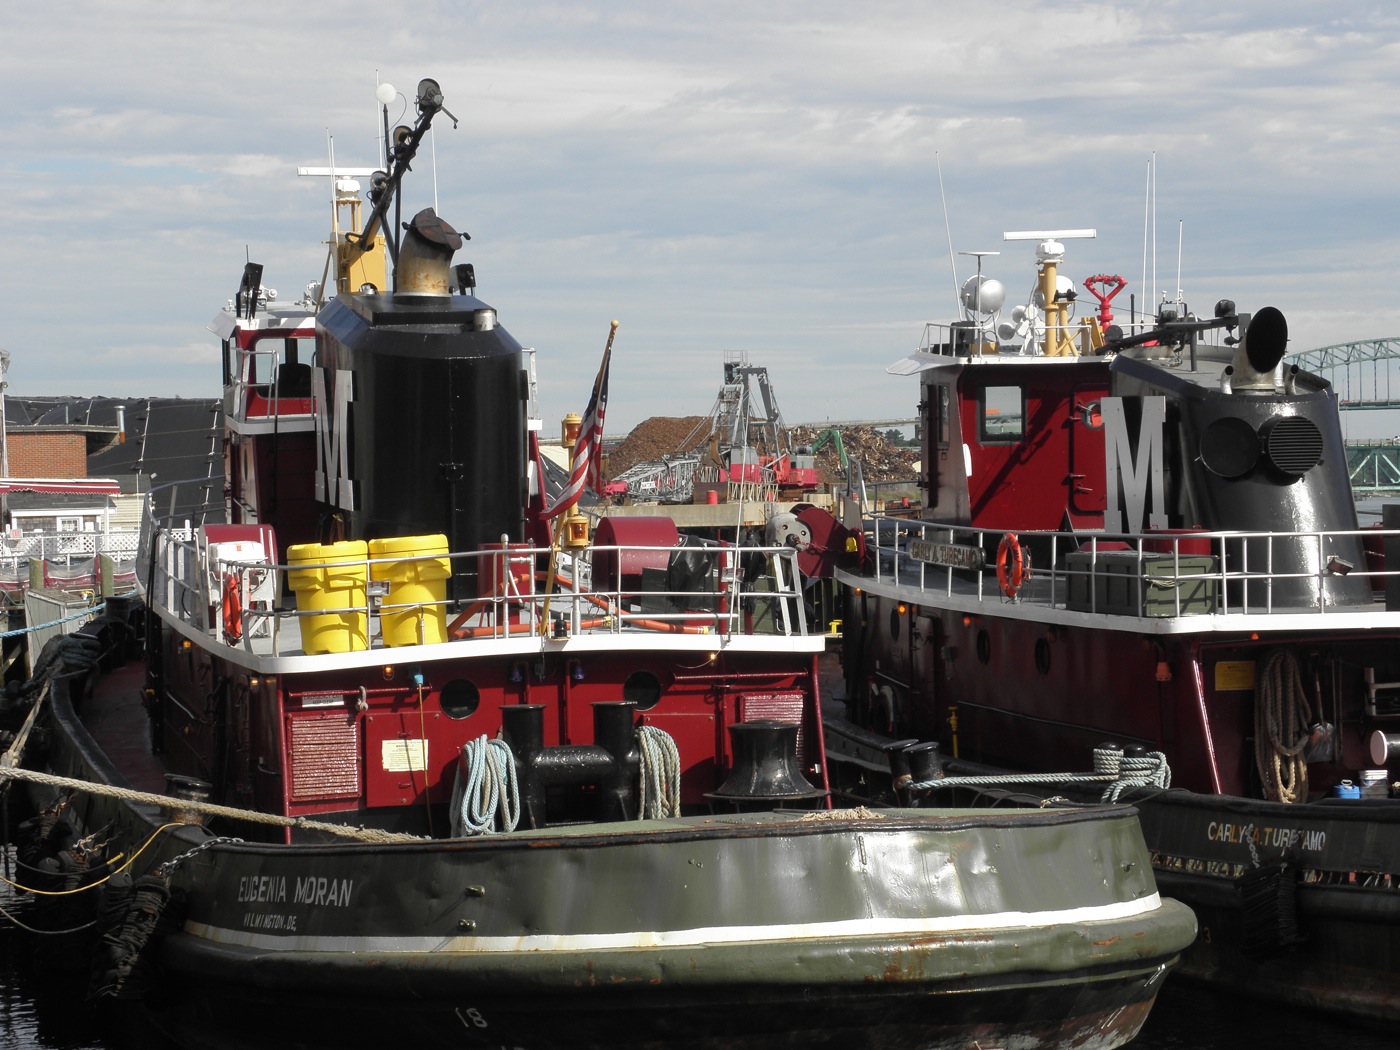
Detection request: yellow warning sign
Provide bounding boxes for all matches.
[1214,660,1256,692]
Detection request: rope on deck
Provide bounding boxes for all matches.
[637,725,681,819]
[906,744,1171,803]
[450,736,521,836]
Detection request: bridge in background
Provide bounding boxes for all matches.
[1292,338,1400,493]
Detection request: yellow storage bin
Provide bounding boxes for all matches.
[369,534,451,646]
[286,540,369,654]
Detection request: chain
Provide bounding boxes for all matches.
[157,835,245,876]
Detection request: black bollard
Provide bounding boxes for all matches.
[707,720,826,809]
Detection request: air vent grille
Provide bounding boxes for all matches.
[1264,416,1323,476]
[287,712,361,800]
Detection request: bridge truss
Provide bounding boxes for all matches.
[1293,337,1400,409]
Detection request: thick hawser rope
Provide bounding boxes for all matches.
[0,764,422,843]
[1254,648,1314,804]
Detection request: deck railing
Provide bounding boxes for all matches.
[914,316,1174,359]
[864,514,1394,619]
[140,482,813,653]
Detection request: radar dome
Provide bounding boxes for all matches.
[960,275,1005,316]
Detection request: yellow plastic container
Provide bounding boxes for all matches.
[286,540,369,654]
[369,534,451,647]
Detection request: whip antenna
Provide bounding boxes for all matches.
[936,152,960,306]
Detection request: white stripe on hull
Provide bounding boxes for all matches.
[187,892,1163,954]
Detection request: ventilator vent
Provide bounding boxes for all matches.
[1264,416,1323,477]
[288,712,362,800]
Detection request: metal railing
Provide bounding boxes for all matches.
[151,537,813,654]
[864,514,1394,619]
[915,315,1178,359]
[141,481,814,654]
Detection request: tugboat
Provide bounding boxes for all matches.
[829,227,1400,1024]
[4,92,1194,1050]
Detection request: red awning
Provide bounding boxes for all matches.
[0,478,121,495]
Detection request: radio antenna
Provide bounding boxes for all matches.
[935,152,960,307]
[1141,155,1151,311]
[1151,153,1158,307]
[1175,218,1184,305]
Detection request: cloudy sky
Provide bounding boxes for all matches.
[2,2,1397,435]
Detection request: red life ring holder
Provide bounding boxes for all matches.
[222,573,243,643]
[996,533,1029,599]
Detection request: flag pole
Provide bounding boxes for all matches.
[541,320,619,636]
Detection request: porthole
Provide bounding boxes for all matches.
[1200,417,1260,478]
[889,608,902,642]
[976,630,991,665]
[1034,638,1052,675]
[439,678,480,720]
[624,670,663,711]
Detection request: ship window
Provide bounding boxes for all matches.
[980,385,1023,443]
[623,670,663,711]
[1035,638,1052,675]
[976,630,992,665]
[439,679,480,719]
[937,386,951,448]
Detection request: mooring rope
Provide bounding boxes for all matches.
[0,766,421,844]
[905,744,1171,803]
[0,602,112,640]
[637,725,681,819]
[0,900,97,936]
[0,821,184,896]
[1100,748,1173,802]
[449,736,521,836]
[1254,648,1313,804]
[0,630,422,844]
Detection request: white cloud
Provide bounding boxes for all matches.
[0,1,1396,431]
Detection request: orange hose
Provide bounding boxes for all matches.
[453,617,611,639]
[448,568,720,637]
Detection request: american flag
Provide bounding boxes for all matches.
[545,322,616,519]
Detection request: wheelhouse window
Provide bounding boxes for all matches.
[980,385,1023,442]
[936,386,951,449]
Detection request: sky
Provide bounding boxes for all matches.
[2,2,1398,437]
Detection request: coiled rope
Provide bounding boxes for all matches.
[1094,745,1173,802]
[1254,648,1314,804]
[905,743,1171,803]
[637,725,681,819]
[450,736,520,836]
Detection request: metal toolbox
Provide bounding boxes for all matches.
[1065,550,1217,616]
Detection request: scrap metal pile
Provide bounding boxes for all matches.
[789,424,919,482]
[605,418,919,486]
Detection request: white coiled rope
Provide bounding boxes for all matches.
[903,743,1172,803]
[450,736,521,836]
[1094,745,1172,802]
[637,726,681,819]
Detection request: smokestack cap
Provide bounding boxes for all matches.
[408,208,464,251]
